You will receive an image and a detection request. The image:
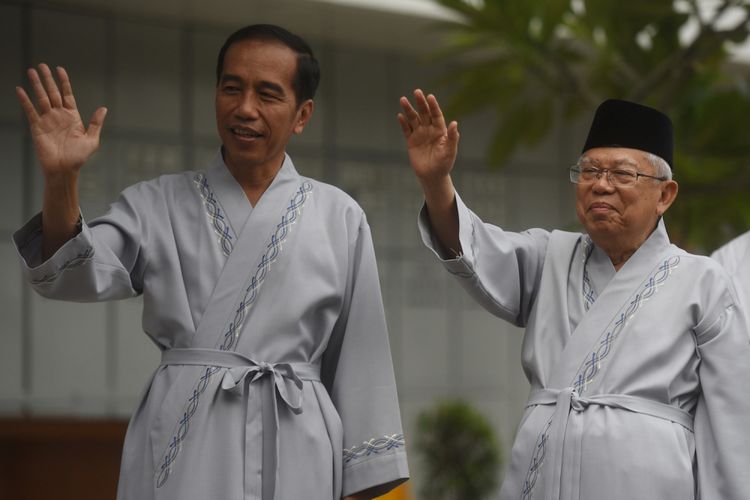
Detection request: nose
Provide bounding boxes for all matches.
[592,171,615,192]
[235,92,260,120]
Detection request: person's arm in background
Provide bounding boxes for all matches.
[398,89,461,255]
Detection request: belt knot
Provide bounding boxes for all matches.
[568,390,589,412]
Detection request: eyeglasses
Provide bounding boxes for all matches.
[569,165,667,188]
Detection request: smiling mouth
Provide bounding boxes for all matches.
[230,127,263,138]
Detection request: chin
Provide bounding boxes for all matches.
[584,221,616,237]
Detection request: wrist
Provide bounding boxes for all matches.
[44,169,80,189]
[419,174,454,201]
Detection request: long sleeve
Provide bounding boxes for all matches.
[321,213,409,498]
[711,231,750,321]
[693,276,750,499]
[13,181,156,302]
[417,191,550,326]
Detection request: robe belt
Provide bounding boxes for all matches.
[160,348,321,500]
[527,388,694,500]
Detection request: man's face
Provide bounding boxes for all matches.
[575,147,678,251]
[215,39,313,173]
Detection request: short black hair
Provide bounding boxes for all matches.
[216,24,320,106]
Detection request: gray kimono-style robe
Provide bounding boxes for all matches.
[712,230,750,314]
[419,193,750,500]
[14,152,409,500]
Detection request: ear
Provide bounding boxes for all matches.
[293,99,314,134]
[656,179,679,216]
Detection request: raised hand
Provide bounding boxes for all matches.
[16,64,107,178]
[398,89,461,255]
[398,89,459,184]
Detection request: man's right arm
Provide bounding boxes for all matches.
[16,63,107,260]
[398,89,461,254]
[398,89,549,326]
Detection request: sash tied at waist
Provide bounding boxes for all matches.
[160,348,321,500]
[527,387,694,500]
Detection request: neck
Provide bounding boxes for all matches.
[605,248,637,271]
[592,229,653,271]
[223,151,284,205]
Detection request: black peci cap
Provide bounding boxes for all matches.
[582,99,674,169]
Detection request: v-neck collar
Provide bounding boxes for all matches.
[203,151,299,237]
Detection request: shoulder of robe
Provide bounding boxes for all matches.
[302,177,365,218]
[677,254,740,335]
[680,253,732,287]
[711,230,750,270]
[118,170,198,207]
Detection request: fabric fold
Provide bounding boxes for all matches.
[161,348,320,500]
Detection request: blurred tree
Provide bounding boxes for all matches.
[434,0,750,251]
[415,400,501,500]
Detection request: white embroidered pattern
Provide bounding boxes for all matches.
[31,247,95,285]
[581,236,596,311]
[217,181,313,351]
[194,173,235,257]
[343,433,406,464]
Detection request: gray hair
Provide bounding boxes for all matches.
[645,153,672,181]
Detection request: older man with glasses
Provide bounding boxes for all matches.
[399,93,750,500]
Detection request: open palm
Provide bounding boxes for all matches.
[16,64,106,177]
[398,89,459,182]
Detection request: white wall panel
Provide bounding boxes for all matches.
[112,296,161,416]
[30,8,109,131]
[0,4,22,123]
[113,21,181,133]
[333,46,390,150]
[460,309,507,388]
[191,28,225,141]
[0,243,23,414]
[401,307,450,389]
[0,131,23,231]
[30,295,108,415]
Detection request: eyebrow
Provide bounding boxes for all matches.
[219,74,243,85]
[580,157,639,168]
[219,74,286,96]
[258,81,285,96]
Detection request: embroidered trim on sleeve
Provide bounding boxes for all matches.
[194,173,235,257]
[343,433,406,464]
[31,247,95,286]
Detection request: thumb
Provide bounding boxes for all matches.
[86,106,108,140]
[447,120,460,150]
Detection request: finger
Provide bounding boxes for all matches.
[56,66,78,110]
[399,96,420,127]
[447,120,460,147]
[86,106,108,141]
[413,89,432,125]
[38,63,63,108]
[397,113,412,138]
[427,94,447,130]
[27,67,51,113]
[15,86,40,124]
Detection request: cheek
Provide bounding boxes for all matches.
[574,188,587,212]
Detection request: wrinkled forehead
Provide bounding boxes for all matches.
[580,147,650,170]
